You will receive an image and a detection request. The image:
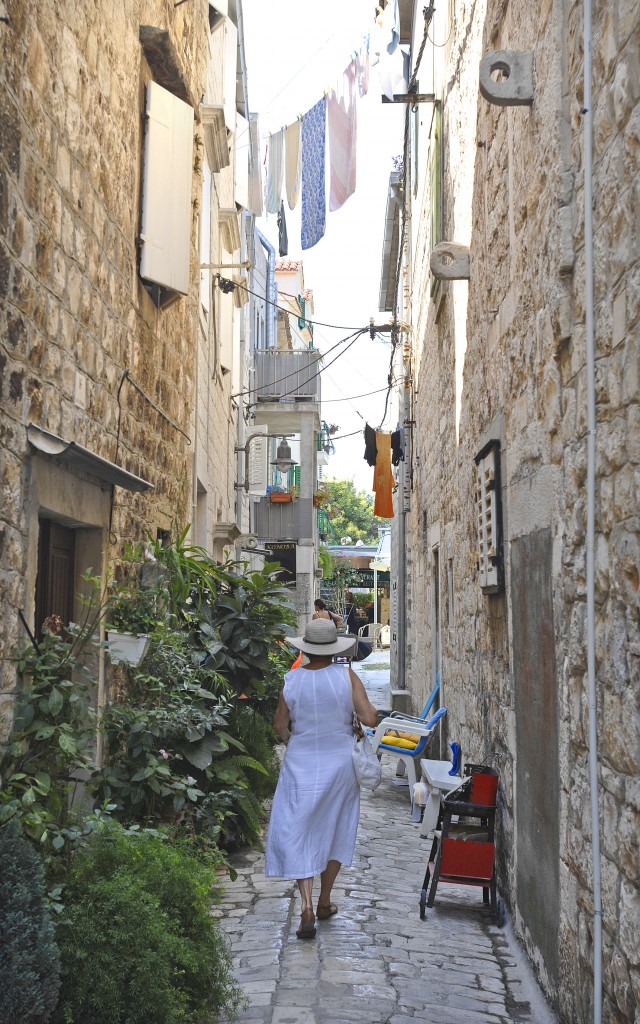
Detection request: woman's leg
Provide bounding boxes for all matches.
[297,876,314,912]
[318,860,341,912]
[296,876,316,939]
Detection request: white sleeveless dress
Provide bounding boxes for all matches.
[265,663,359,879]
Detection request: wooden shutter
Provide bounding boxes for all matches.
[223,19,238,131]
[234,111,249,210]
[248,424,268,496]
[140,81,194,296]
[474,441,504,593]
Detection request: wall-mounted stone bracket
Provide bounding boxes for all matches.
[479,50,534,107]
[430,242,470,281]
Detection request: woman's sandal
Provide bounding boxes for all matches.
[316,902,338,920]
[296,908,316,940]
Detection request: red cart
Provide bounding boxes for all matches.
[419,763,504,926]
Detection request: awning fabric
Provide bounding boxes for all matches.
[27,424,153,493]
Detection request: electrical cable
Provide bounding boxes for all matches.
[231,327,366,401]
[217,273,377,332]
[376,5,434,429]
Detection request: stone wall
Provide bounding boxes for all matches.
[405,0,639,1020]
[0,0,215,737]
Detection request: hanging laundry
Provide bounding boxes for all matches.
[363,424,377,467]
[248,115,263,216]
[265,129,284,215]
[373,431,394,518]
[328,60,357,212]
[391,428,405,466]
[301,97,327,251]
[277,200,288,257]
[384,0,400,55]
[285,119,301,210]
[377,0,405,100]
[356,34,370,97]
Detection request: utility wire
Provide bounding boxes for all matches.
[377,4,434,429]
[230,328,366,401]
[217,274,379,332]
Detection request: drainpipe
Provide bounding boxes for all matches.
[257,229,276,349]
[583,2,602,1021]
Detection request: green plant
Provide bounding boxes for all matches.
[52,822,244,1024]
[0,822,61,1024]
[150,530,296,696]
[107,543,167,634]
[92,625,274,852]
[1,595,100,855]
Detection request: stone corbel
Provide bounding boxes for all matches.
[479,50,534,107]
[430,242,470,281]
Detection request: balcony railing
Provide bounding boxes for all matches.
[253,350,321,404]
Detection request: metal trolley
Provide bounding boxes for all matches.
[419,763,505,927]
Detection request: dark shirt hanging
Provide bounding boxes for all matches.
[364,423,377,467]
[278,200,288,257]
[391,429,405,466]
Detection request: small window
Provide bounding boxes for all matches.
[474,439,504,594]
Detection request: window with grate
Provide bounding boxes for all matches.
[474,439,504,594]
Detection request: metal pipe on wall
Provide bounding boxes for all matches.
[583,1,602,1020]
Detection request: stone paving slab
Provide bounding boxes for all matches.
[215,749,557,1024]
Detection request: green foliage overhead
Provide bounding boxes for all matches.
[0,823,61,1024]
[322,478,384,544]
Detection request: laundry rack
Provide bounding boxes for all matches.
[419,763,504,927]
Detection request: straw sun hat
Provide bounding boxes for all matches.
[289,618,355,656]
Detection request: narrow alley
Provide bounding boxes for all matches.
[215,652,556,1024]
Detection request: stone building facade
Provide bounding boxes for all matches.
[397,1,639,1021]
[0,0,251,738]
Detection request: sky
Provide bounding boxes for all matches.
[242,0,404,492]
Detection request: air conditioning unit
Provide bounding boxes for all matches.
[314,568,324,579]
[239,534,259,550]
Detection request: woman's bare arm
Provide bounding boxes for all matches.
[273,688,291,744]
[349,668,378,727]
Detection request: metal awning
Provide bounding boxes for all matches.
[27,424,154,493]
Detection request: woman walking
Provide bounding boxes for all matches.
[265,618,378,939]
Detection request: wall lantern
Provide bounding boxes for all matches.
[270,437,297,476]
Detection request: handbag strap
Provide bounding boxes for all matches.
[345,665,365,738]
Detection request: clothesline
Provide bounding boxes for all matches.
[251,0,407,251]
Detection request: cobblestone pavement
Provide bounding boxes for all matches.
[214,654,556,1024]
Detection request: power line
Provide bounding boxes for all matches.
[217,274,378,332]
[231,328,366,401]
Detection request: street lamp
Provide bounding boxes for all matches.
[270,437,297,477]
[235,433,298,492]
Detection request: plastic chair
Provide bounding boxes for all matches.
[358,622,382,648]
[369,705,448,796]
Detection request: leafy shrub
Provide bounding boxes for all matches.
[150,530,296,696]
[1,607,99,860]
[0,822,61,1024]
[52,822,244,1024]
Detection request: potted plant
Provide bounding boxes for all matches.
[270,490,293,503]
[106,585,160,666]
